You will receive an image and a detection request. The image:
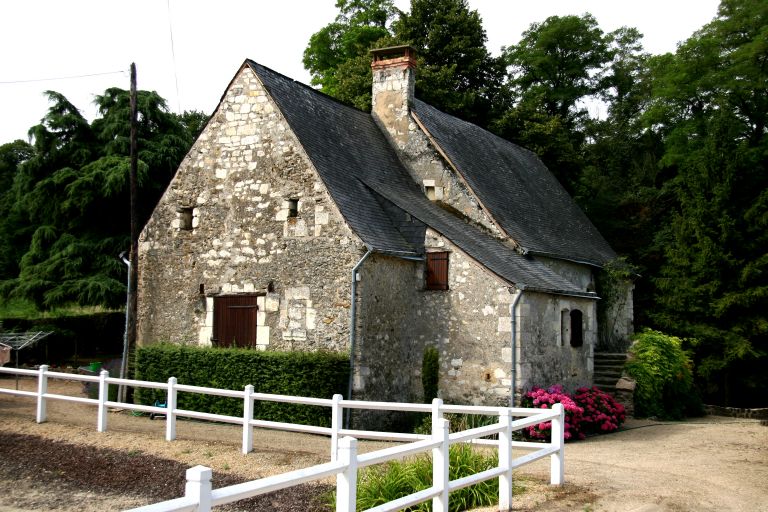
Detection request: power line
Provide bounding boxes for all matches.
[0,69,127,85]
[167,0,181,113]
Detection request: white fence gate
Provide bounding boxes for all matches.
[0,365,565,511]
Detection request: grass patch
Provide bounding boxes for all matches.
[336,443,523,511]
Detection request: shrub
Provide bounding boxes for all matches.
[624,328,701,419]
[520,385,625,441]
[573,387,625,435]
[353,443,501,512]
[421,346,439,403]
[134,343,348,426]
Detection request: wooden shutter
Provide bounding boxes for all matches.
[213,295,259,348]
[426,252,449,290]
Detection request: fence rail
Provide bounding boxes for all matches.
[0,365,565,511]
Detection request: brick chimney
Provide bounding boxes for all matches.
[371,45,416,147]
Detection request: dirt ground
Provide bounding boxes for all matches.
[1,376,766,512]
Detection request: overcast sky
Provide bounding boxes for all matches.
[0,0,720,144]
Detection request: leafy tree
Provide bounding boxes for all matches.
[504,14,609,123]
[0,89,198,310]
[303,0,397,110]
[303,0,506,125]
[0,140,34,280]
[496,14,612,189]
[392,0,507,127]
[647,0,768,406]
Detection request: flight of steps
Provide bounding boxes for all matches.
[593,352,628,391]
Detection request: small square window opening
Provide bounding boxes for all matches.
[178,207,193,230]
[287,199,299,218]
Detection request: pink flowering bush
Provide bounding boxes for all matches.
[520,385,585,441]
[520,385,625,442]
[573,386,625,435]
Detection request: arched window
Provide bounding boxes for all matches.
[570,310,583,348]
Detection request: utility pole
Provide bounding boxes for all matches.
[119,63,139,402]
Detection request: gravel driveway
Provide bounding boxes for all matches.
[1,376,766,511]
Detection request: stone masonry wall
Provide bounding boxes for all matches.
[516,291,597,395]
[354,229,515,416]
[137,65,364,351]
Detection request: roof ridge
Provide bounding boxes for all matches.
[245,60,370,115]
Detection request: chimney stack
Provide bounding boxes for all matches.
[370,45,416,147]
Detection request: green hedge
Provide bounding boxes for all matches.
[134,343,349,427]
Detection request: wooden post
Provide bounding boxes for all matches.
[432,417,450,512]
[336,436,358,512]
[127,62,138,392]
[118,63,139,404]
[242,384,254,454]
[331,393,343,461]
[550,403,565,485]
[97,369,109,432]
[185,465,212,512]
[166,377,178,441]
[36,364,48,423]
[498,409,513,510]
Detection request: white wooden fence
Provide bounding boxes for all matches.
[0,365,565,511]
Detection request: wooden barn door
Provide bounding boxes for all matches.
[213,295,258,348]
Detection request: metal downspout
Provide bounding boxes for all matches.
[347,249,373,427]
[510,287,524,407]
[118,252,131,403]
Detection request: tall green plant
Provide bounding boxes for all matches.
[421,346,439,402]
[353,444,501,511]
[624,329,701,419]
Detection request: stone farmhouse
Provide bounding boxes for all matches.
[137,46,633,412]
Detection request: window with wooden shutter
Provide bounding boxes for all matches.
[426,251,449,290]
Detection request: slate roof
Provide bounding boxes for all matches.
[247,60,596,297]
[412,100,615,266]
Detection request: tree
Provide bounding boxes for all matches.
[303,0,506,125]
[303,0,397,110]
[575,28,668,327]
[0,140,34,280]
[504,14,609,124]
[392,0,507,127]
[647,0,768,406]
[0,89,198,310]
[496,14,612,189]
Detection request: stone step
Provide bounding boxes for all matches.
[593,364,625,374]
[594,352,628,362]
[594,371,624,381]
[594,376,621,387]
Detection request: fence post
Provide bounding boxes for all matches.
[330,393,343,462]
[336,436,358,512]
[242,384,254,454]
[550,403,564,485]
[166,377,177,441]
[184,465,212,512]
[431,397,443,428]
[432,417,450,512]
[498,409,513,510]
[97,369,109,432]
[36,365,48,423]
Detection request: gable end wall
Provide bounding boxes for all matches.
[137,66,365,351]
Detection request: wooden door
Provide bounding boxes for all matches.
[213,295,259,348]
